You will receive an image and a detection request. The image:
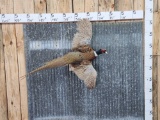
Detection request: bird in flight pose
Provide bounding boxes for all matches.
[21,19,107,89]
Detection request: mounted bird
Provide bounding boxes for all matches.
[21,19,107,89]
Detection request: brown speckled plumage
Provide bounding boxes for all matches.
[29,51,95,75]
[21,19,107,89]
[70,19,98,89]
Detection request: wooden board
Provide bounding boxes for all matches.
[0,22,8,120]
[23,0,35,13]
[73,0,85,12]
[153,55,160,120]
[47,0,58,13]
[13,0,31,120]
[114,0,133,10]
[1,0,21,119]
[85,0,98,12]
[153,2,160,118]
[0,0,8,120]
[114,0,144,11]
[35,0,47,13]
[133,0,144,10]
[158,56,160,120]
[98,0,114,11]
[153,12,160,55]
[153,56,158,120]
[47,0,72,13]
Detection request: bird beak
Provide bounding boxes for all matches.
[105,51,108,54]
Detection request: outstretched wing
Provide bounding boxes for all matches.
[72,19,92,50]
[70,63,97,89]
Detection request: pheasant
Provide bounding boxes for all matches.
[21,19,107,89]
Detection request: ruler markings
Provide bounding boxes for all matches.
[145,0,153,119]
[0,11,143,23]
[74,12,87,21]
[1,14,14,23]
[38,13,51,22]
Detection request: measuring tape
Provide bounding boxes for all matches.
[145,0,153,120]
[0,10,143,23]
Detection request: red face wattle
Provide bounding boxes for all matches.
[95,49,108,55]
[101,49,107,53]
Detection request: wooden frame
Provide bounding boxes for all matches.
[0,0,159,120]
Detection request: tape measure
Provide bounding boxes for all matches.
[0,11,143,23]
[145,0,153,120]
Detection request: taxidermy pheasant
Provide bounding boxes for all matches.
[21,19,107,89]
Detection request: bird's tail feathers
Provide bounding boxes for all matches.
[20,56,68,80]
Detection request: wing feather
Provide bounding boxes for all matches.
[70,63,97,89]
[72,19,92,50]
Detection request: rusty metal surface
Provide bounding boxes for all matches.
[24,21,144,120]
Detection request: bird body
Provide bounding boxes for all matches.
[21,19,107,89]
[29,49,96,75]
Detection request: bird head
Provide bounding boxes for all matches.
[100,49,108,54]
[96,49,108,55]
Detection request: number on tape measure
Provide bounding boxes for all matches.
[85,12,97,21]
[145,111,152,120]
[146,77,152,81]
[149,66,152,70]
[120,11,125,19]
[120,11,132,19]
[51,13,58,22]
[2,14,5,18]
[14,14,21,22]
[133,10,143,19]
[14,14,28,23]
[145,77,152,90]
[150,20,152,24]
[2,14,14,23]
[97,12,109,20]
[150,99,152,103]
[149,111,152,115]
[74,13,86,21]
[149,32,152,36]
[26,14,39,22]
[109,11,121,20]
[27,14,30,18]
[39,14,45,22]
[109,11,114,20]
[50,13,61,22]
[149,88,152,92]
[38,14,50,22]
[97,12,103,20]
[62,13,74,22]
[145,45,152,56]
[14,14,18,18]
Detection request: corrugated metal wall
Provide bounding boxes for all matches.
[24,21,144,120]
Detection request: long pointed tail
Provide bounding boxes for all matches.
[20,52,77,79]
[20,55,69,80]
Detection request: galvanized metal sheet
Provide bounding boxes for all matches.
[24,21,144,120]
